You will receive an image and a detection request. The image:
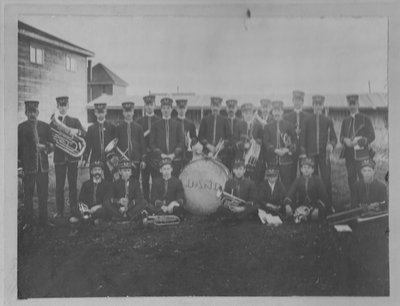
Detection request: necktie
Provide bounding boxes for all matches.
[181,120,186,153]
[32,120,40,170]
[213,115,217,145]
[316,114,320,154]
[349,116,355,139]
[165,119,170,154]
[58,116,63,122]
[148,116,151,133]
[230,118,234,135]
[164,179,168,200]
[296,112,300,139]
[127,122,132,158]
[247,122,252,139]
[93,183,98,205]
[305,178,310,205]
[99,123,104,160]
[276,121,280,149]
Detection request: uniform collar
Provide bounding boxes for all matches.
[177,115,186,120]
[93,177,102,184]
[350,111,359,118]
[294,108,302,114]
[163,175,171,181]
[97,119,105,124]
[163,116,171,120]
[124,119,133,124]
[268,181,276,189]
[145,112,155,117]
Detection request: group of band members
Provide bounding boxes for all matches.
[18,90,385,230]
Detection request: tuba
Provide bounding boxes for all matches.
[51,114,86,158]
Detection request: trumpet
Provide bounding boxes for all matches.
[212,138,225,159]
[51,114,86,158]
[216,186,251,209]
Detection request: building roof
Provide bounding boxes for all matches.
[87,93,387,110]
[18,21,94,57]
[90,63,129,87]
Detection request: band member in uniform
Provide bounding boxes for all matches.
[263,100,297,190]
[74,160,111,224]
[149,158,185,218]
[225,99,242,170]
[284,157,328,222]
[150,97,184,177]
[257,167,287,218]
[198,96,232,167]
[115,101,146,180]
[255,99,274,127]
[339,94,375,206]
[213,158,258,222]
[105,160,147,222]
[353,159,387,210]
[236,103,264,183]
[84,102,116,182]
[300,95,337,212]
[283,90,311,178]
[18,100,54,227]
[51,96,86,221]
[136,94,161,201]
[175,99,197,168]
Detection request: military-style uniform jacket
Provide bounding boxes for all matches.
[108,177,145,205]
[198,114,232,152]
[236,119,264,153]
[257,180,287,210]
[115,121,146,163]
[300,113,337,156]
[353,178,387,209]
[286,175,327,209]
[339,112,375,161]
[150,118,184,159]
[136,114,161,158]
[283,110,311,151]
[263,119,297,166]
[176,117,197,160]
[150,176,185,207]
[84,121,116,163]
[226,116,244,145]
[223,177,258,204]
[18,120,54,174]
[79,179,112,208]
[50,115,86,164]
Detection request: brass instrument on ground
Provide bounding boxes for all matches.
[212,138,225,159]
[51,114,86,158]
[143,214,181,226]
[78,202,92,220]
[243,139,261,172]
[216,186,250,209]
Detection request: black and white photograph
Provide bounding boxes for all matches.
[2,1,399,305]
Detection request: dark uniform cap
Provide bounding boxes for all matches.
[119,160,133,169]
[90,160,104,170]
[56,96,69,106]
[260,99,272,107]
[312,95,325,105]
[360,159,375,170]
[271,100,284,110]
[94,102,107,112]
[159,157,172,168]
[265,167,279,177]
[293,90,305,100]
[143,95,156,104]
[233,158,245,168]
[241,103,254,112]
[226,99,238,107]
[210,96,223,106]
[301,157,315,168]
[122,101,135,110]
[25,100,39,111]
[160,97,173,107]
[175,99,188,108]
[346,94,359,105]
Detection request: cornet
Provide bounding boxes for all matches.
[212,139,225,159]
[216,186,250,209]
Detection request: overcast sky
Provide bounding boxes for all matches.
[20,15,387,95]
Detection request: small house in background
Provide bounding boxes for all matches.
[88,62,129,101]
[18,21,94,124]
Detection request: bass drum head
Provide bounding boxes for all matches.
[179,158,231,215]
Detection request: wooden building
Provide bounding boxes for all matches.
[18,21,95,124]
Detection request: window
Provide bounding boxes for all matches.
[66,55,77,72]
[29,46,44,65]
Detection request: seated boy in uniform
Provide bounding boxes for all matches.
[149,158,185,217]
[214,158,258,221]
[257,167,287,218]
[284,157,328,223]
[353,159,387,212]
[105,160,147,222]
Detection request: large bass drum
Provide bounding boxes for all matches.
[179,158,231,215]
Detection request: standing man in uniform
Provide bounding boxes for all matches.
[51,96,86,222]
[225,99,243,171]
[137,94,161,201]
[198,96,232,167]
[300,95,337,212]
[283,90,311,178]
[175,99,197,168]
[115,101,146,180]
[263,100,297,190]
[18,100,54,228]
[84,102,116,182]
[150,97,184,177]
[339,94,375,206]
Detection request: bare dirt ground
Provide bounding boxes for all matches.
[18,215,389,298]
